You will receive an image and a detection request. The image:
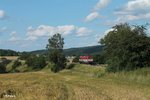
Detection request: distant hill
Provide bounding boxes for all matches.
[0,45,104,56]
[31,45,104,56]
[0,49,19,56]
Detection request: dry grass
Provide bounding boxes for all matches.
[0,64,149,100]
[0,56,18,60]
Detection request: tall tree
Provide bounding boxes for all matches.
[100,23,150,72]
[46,33,66,72]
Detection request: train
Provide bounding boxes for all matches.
[79,56,93,64]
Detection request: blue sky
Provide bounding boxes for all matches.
[0,0,150,51]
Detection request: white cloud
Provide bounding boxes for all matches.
[57,25,75,35]
[94,0,111,11]
[8,36,20,42]
[10,31,17,36]
[26,25,92,41]
[26,25,75,41]
[96,28,114,43]
[85,12,100,22]
[85,0,111,22]
[8,31,21,42]
[147,28,150,35]
[27,25,55,38]
[104,28,114,35]
[124,0,150,11]
[26,36,38,41]
[0,27,7,33]
[115,0,150,22]
[76,27,92,36]
[0,10,6,19]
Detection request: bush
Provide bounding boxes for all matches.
[12,60,22,69]
[19,52,31,60]
[72,56,79,63]
[26,55,47,70]
[0,58,11,73]
[0,58,11,65]
[51,64,59,73]
[0,63,6,73]
[66,63,75,69]
[49,51,66,72]
[93,54,105,64]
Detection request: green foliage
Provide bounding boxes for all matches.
[66,63,75,69]
[0,49,19,56]
[31,45,104,56]
[12,60,22,70]
[72,56,79,63]
[46,33,64,50]
[25,55,47,70]
[19,52,31,60]
[93,54,105,64]
[0,58,11,73]
[101,23,150,72]
[0,63,6,73]
[64,45,104,56]
[46,33,66,72]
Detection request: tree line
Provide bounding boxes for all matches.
[0,49,19,56]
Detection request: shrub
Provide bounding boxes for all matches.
[51,64,59,73]
[0,58,11,73]
[19,52,31,60]
[48,51,66,72]
[93,54,105,64]
[66,63,75,69]
[0,63,6,73]
[12,60,21,69]
[0,58,11,65]
[26,55,47,70]
[72,56,79,63]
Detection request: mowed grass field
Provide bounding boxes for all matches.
[0,63,150,100]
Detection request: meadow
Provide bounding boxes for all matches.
[0,63,150,100]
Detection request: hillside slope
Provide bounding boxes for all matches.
[31,45,104,56]
[0,49,19,56]
[0,64,149,100]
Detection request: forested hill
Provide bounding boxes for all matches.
[0,45,104,56]
[64,45,104,56]
[31,45,104,56]
[0,49,19,56]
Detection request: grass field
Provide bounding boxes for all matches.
[0,56,18,60]
[0,64,150,100]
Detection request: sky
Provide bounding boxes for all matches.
[0,0,150,51]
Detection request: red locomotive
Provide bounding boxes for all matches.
[79,56,93,64]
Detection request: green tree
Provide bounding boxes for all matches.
[100,23,150,72]
[93,54,105,64]
[46,33,66,72]
[25,55,46,70]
